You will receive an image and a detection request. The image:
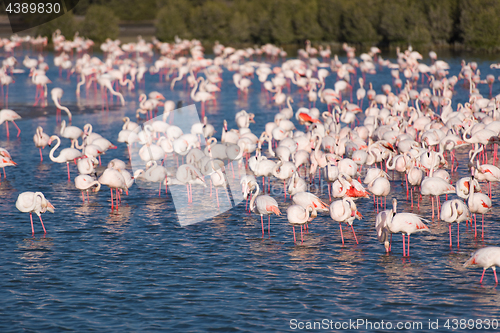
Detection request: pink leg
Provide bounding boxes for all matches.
[300,225,303,244]
[5,121,9,138]
[110,188,114,209]
[82,192,85,202]
[284,180,286,201]
[407,234,410,256]
[351,224,358,244]
[216,188,220,208]
[449,224,452,248]
[431,196,434,219]
[494,269,498,284]
[482,214,485,239]
[403,234,406,257]
[67,162,70,181]
[39,148,43,162]
[261,215,264,236]
[30,212,34,235]
[339,223,344,245]
[293,226,296,243]
[474,214,477,238]
[268,215,271,235]
[39,215,47,233]
[480,269,486,283]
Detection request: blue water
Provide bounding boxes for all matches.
[1,49,500,332]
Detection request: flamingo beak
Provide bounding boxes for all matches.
[47,201,55,213]
[355,211,363,219]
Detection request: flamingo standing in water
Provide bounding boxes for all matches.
[48,135,83,181]
[287,204,317,244]
[33,126,50,162]
[467,172,492,239]
[357,78,366,107]
[0,109,21,138]
[98,167,129,210]
[440,199,470,248]
[16,191,55,235]
[191,76,215,118]
[0,148,16,179]
[384,198,430,257]
[75,175,101,202]
[31,69,51,106]
[244,180,281,236]
[51,87,72,122]
[464,247,500,284]
[0,71,14,107]
[329,197,362,245]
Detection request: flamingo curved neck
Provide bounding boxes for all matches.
[249,184,260,211]
[49,137,61,162]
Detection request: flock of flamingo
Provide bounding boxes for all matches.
[1,31,500,284]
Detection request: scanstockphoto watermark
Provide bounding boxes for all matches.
[289,318,430,331]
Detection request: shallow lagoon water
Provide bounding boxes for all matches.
[1,50,500,332]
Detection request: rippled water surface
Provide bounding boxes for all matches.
[2,50,500,332]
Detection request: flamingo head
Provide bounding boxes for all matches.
[45,200,55,213]
[48,135,58,146]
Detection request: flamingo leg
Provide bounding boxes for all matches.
[39,148,43,162]
[293,226,296,243]
[480,268,486,283]
[494,268,498,284]
[431,196,434,219]
[11,120,20,137]
[407,234,410,256]
[474,214,477,238]
[284,180,286,201]
[482,214,485,239]
[30,212,34,235]
[216,188,220,208]
[39,215,47,234]
[66,162,70,181]
[457,223,460,248]
[449,223,452,248]
[339,222,344,245]
[261,215,264,236]
[403,234,406,257]
[87,190,89,202]
[351,224,358,244]
[300,225,303,244]
[5,121,9,138]
[268,215,271,235]
[82,192,85,202]
[110,188,114,209]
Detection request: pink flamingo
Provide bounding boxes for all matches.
[464,247,500,284]
[385,198,430,257]
[245,180,281,236]
[329,197,362,245]
[287,204,317,244]
[33,126,50,162]
[16,191,54,235]
[440,199,470,248]
[48,135,83,181]
[0,109,21,138]
[467,172,492,239]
